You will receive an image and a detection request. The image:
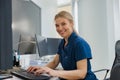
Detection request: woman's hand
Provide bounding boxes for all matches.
[27,66,41,73]
[34,67,58,77]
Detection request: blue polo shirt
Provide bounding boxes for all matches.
[57,32,97,80]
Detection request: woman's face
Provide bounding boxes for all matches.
[55,17,73,39]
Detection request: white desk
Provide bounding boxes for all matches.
[1,67,59,80]
[4,75,59,80]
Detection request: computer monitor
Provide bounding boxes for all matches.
[18,34,36,55]
[35,35,61,57]
[47,38,61,55]
[35,35,48,57]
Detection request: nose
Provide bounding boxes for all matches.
[57,25,63,31]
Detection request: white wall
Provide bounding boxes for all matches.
[114,0,120,41]
[32,0,58,38]
[77,0,115,72]
[106,0,116,69]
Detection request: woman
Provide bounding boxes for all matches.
[27,11,98,80]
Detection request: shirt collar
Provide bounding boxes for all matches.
[67,31,77,43]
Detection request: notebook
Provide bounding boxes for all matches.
[11,69,51,80]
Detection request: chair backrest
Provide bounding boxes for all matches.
[110,63,120,80]
[112,40,120,69]
[110,40,120,80]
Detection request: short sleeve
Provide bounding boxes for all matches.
[74,39,92,61]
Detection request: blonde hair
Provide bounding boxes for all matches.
[54,11,78,34]
[54,11,73,23]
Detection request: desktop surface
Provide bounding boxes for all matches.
[3,75,59,80]
[1,67,59,80]
[0,67,60,80]
[0,74,12,79]
[11,69,51,80]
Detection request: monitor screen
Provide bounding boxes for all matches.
[47,38,61,55]
[12,0,41,50]
[18,34,36,55]
[35,35,48,57]
[35,35,61,57]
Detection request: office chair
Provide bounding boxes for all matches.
[109,40,120,80]
[94,40,120,80]
[110,63,120,80]
[93,69,109,80]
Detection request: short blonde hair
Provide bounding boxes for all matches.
[54,11,73,23]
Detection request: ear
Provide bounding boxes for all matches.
[70,21,74,28]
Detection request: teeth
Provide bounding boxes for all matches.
[60,30,65,33]
[58,29,66,35]
[60,31,64,34]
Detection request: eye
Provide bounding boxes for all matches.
[61,22,66,26]
[55,24,59,27]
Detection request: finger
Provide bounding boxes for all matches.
[30,67,38,72]
[28,67,38,72]
[27,66,33,72]
[34,69,45,76]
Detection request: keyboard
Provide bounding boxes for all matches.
[11,69,51,80]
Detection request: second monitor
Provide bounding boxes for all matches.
[35,35,62,57]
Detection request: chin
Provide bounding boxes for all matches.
[61,35,67,38]
[59,34,64,38]
[59,33,67,38]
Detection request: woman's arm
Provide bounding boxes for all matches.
[27,54,59,73]
[45,59,87,80]
[45,54,60,69]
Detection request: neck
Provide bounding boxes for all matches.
[64,31,73,46]
[64,31,73,41]
[64,39,68,47]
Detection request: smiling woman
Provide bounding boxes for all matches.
[27,11,98,80]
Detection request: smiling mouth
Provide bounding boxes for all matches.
[59,30,66,35]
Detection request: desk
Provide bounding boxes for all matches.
[3,75,59,80]
[2,67,59,80]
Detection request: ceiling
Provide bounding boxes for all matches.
[57,0,71,6]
